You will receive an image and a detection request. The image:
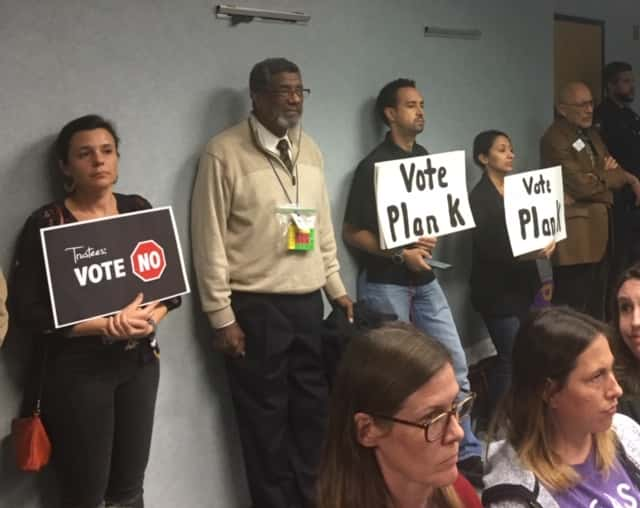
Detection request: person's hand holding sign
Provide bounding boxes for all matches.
[403,246,433,272]
[536,240,556,260]
[402,235,437,272]
[106,293,158,339]
[415,235,437,252]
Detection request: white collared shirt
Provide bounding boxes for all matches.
[251,114,292,160]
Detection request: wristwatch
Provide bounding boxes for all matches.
[391,249,405,265]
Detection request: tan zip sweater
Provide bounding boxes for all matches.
[191,115,347,329]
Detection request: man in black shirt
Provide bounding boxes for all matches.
[343,78,483,486]
[596,62,640,278]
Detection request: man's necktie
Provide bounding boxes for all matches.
[276,139,295,183]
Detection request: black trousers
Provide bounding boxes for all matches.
[552,258,609,320]
[41,339,159,508]
[226,291,327,508]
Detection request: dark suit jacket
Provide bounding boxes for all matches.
[541,117,627,266]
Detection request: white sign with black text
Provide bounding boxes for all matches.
[374,150,475,249]
[504,166,567,257]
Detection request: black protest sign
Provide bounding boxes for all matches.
[40,207,190,328]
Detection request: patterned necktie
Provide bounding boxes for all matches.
[276,139,294,176]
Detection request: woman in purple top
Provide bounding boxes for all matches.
[482,307,640,507]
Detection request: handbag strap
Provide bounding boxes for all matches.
[33,204,65,416]
[33,347,47,415]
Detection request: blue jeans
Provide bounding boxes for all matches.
[358,273,483,460]
[482,314,521,416]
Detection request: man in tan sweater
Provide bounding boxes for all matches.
[191,57,352,508]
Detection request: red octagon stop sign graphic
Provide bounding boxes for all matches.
[130,240,166,282]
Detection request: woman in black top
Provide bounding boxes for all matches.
[13,115,180,508]
[469,130,554,418]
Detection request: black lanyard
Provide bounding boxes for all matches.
[264,152,300,206]
[249,118,303,206]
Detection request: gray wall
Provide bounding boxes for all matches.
[0,0,632,506]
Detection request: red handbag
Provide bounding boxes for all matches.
[12,347,51,472]
[11,206,62,472]
[12,409,51,472]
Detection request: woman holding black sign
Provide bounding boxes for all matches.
[13,114,180,508]
[469,130,554,422]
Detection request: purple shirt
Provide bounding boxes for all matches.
[553,451,640,507]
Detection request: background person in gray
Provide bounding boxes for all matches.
[191,57,352,508]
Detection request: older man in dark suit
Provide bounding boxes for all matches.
[541,81,640,319]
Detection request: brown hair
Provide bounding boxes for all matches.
[55,114,120,193]
[611,262,640,395]
[316,322,461,508]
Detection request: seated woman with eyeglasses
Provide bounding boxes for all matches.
[483,307,640,507]
[612,262,640,424]
[316,322,481,508]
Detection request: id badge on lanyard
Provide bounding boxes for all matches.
[276,205,317,251]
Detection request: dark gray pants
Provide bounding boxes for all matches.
[42,339,158,508]
[226,290,327,508]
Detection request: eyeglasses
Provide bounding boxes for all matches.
[562,100,594,109]
[370,391,476,443]
[268,87,311,99]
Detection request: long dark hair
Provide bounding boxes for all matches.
[611,262,640,394]
[316,322,461,508]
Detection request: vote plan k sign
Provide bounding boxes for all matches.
[375,150,475,249]
[504,166,567,257]
[40,207,190,328]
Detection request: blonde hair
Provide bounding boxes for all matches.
[490,307,618,491]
